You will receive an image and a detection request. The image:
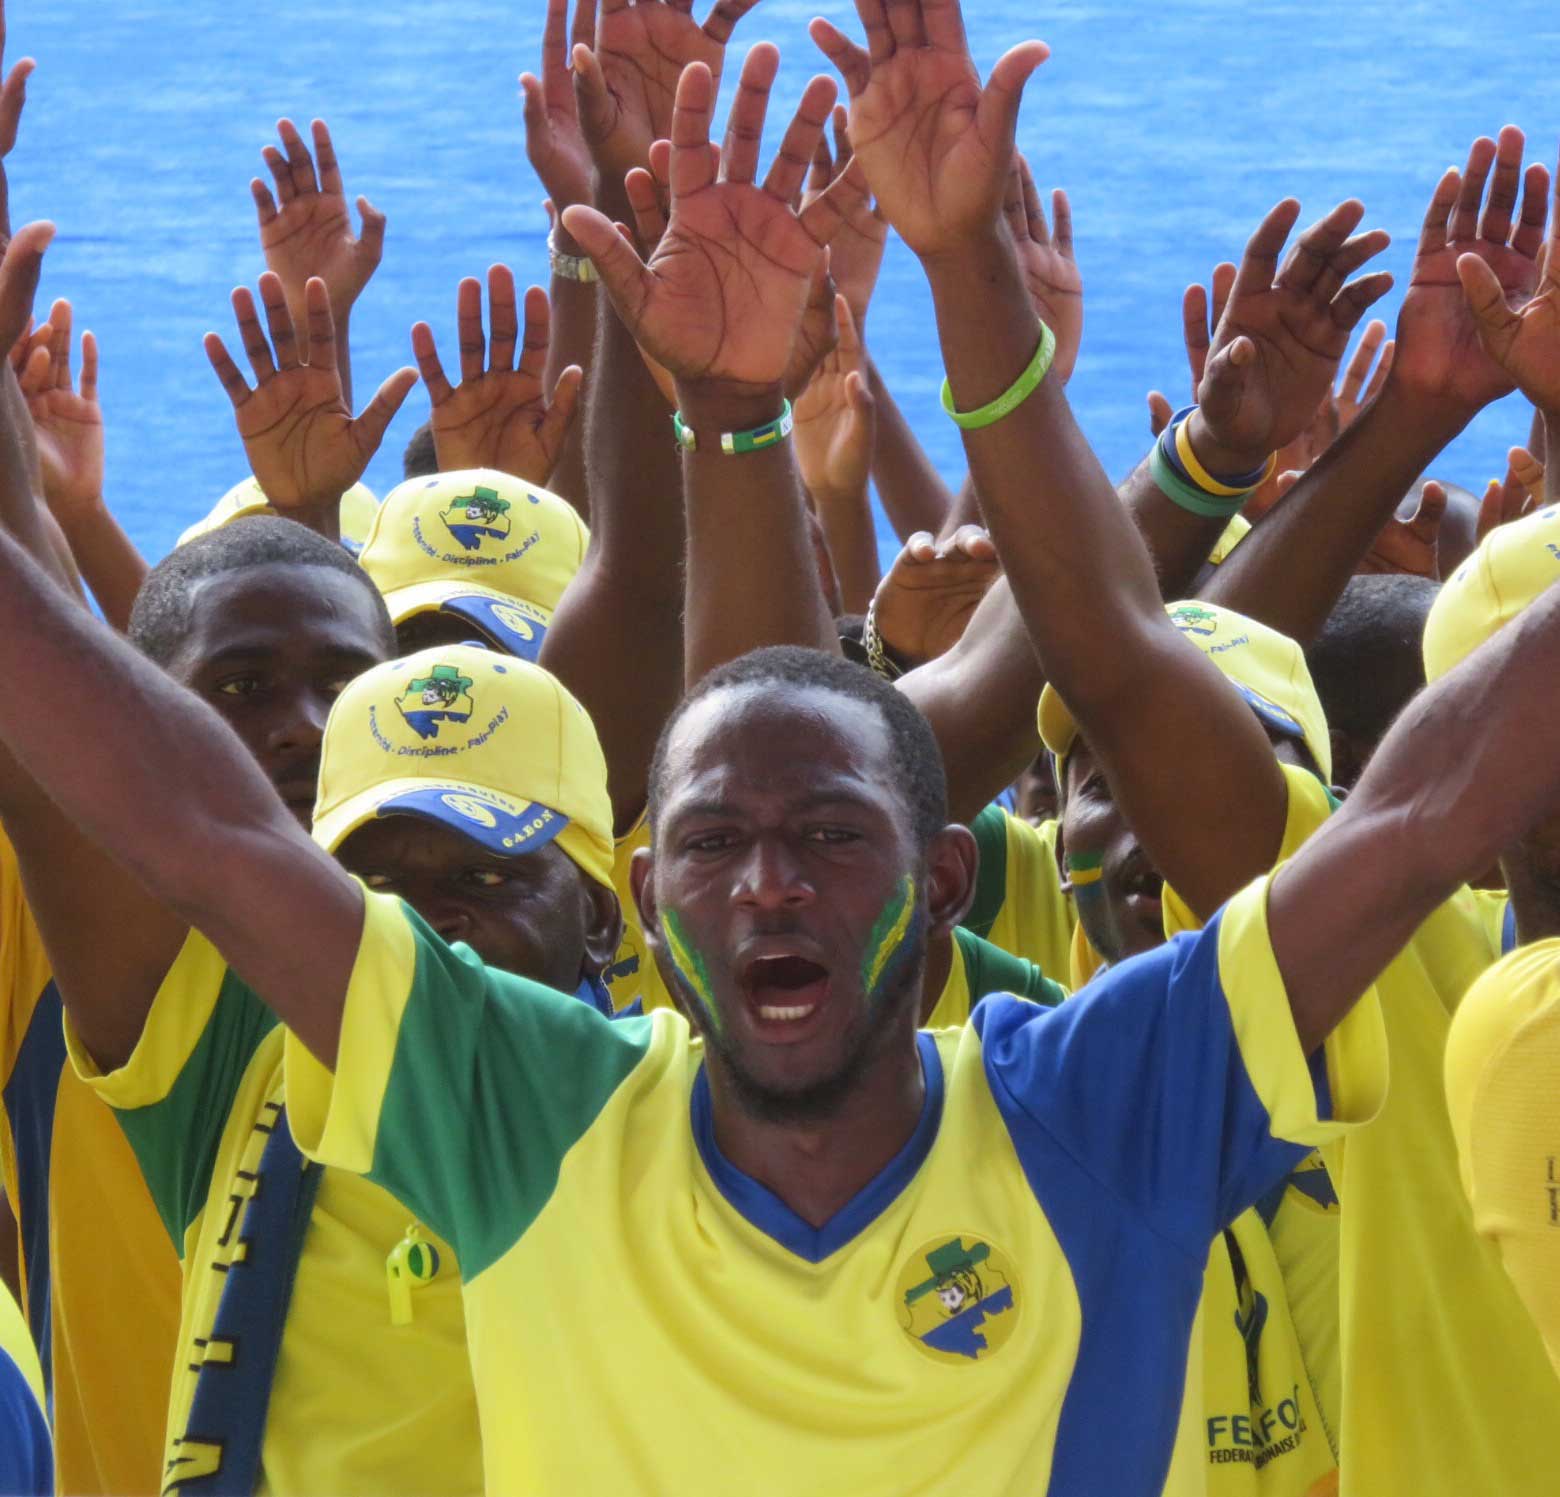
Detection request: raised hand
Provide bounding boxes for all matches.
[411,267,583,483]
[573,0,756,191]
[25,299,103,514]
[1394,127,1547,416]
[521,0,597,218]
[1189,198,1394,473]
[1360,479,1447,579]
[810,0,1048,259]
[253,119,386,325]
[1003,155,1080,382]
[794,295,874,502]
[562,46,851,403]
[1477,456,1538,542]
[0,0,34,246]
[1456,141,1560,414]
[802,106,886,328]
[872,523,999,666]
[1334,317,1393,429]
[204,272,416,525]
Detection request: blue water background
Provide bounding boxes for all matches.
[21,1,1560,566]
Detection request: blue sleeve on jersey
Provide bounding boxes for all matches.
[974,909,1311,1261]
[0,1353,51,1495]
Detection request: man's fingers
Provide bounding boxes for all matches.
[456,275,486,384]
[1449,135,1497,243]
[671,59,720,195]
[0,56,32,156]
[1017,156,1048,244]
[356,197,387,264]
[799,155,867,247]
[276,117,320,197]
[518,282,551,386]
[1229,198,1301,304]
[1362,339,1394,404]
[410,321,455,405]
[204,332,252,409]
[571,44,620,153]
[312,119,346,198]
[258,273,300,370]
[261,144,296,204]
[625,165,671,246]
[853,0,897,66]
[702,0,757,45]
[1478,124,1525,245]
[974,40,1049,164]
[250,178,280,230]
[921,0,970,52]
[1515,160,1552,261]
[351,366,419,458]
[722,44,778,187]
[942,523,997,561]
[1051,188,1073,258]
[489,264,520,371]
[1209,260,1236,331]
[1277,199,1367,297]
[570,0,595,54]
[304,277,338,372]
[1338,318,1386,403]
[230,285,277,382]
[537,362,584,459]
[835,293,862,359]
[763,74,838,202]
[47,300,68,391]
[559,203,656,326]
[1328,270,1394,332]
[883,0,928,52]
[1455,251,1518,340]
[1416,166,1461,258]
[78,329,98,403]
[1413,477,1449,532]
[1182,282,1210,386]
[1147,389,1173,436]
[1509,444,1545,501]
[809,17,872,97]
[1313,228,1391,304]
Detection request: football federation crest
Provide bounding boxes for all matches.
[395,664,475,741]
[441,485,513,551]
[1169,603,1219,637]
[897,1235,1018,1363]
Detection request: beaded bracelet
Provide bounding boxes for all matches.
[548,230,598,284]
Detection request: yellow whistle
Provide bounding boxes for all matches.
[386,1223,442,1326]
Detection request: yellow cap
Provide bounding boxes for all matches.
[358,469,590,663]
[1038,601,1332,783]
[1444,937,1560,1377]
[176,476,380,551]
[312,643,614,889]
[1424,505,1560,683]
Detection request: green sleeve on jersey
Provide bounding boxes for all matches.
[366,912,656,1280]
[953,926,1067,1009]
[115,976,276,1252]
[964,805,1010,940]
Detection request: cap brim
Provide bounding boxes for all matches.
[381,580,552,662]
[313,775,571,858]
[1230,684,1307,751]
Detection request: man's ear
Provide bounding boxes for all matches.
[628,843,661,955]
[924,823,978,939]
[580,878,625,977]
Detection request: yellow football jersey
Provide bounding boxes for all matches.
[0,828,179,1496]
[964,808,1078,981]
[65,929,480,1496]
[1167,765,1560,1496]
[285,877,1383,1493]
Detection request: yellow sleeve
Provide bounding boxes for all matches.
[985,814,1077,980]
[1445,938,1560,1376]
[607,816,676,1014]
[0,828,50,1091]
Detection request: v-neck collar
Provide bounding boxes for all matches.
[689,1032,944,1264]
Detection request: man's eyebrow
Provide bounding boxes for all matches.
[665,785,881,823]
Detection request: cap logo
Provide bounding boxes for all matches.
[489,602,539,644]
[395,664,476,741]
[1170,604,1219,638]
[440,793,498,828]
[440,486,512,552]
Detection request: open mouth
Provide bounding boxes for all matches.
[741,954,832,1025]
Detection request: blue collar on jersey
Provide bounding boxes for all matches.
[1503,900,1518,956]
[690,1031,944,1263]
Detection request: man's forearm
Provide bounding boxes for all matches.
[1274,582,1560,1051]
[1199,382,1466,643]
[53,499,148,631]
[543,234,597,519]
[680,382,840,688]
[866,355,954,541]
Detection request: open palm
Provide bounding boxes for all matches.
[810,1,1047,260]
[1393,129,1546,416]
[564,48,852,396]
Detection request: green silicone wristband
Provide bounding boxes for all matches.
[671,400,793,455]
[1149,440,1249,519]
[940,322,1056,430]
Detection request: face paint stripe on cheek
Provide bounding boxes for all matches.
[860,875,916,997]
[660,908,723,1035]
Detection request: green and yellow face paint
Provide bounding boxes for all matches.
[661,908,723,1037]
[860,875,918,1003]
[1064,851,1103,890]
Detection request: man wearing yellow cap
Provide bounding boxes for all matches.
[59,644,622,1495]
[357,467,589,660]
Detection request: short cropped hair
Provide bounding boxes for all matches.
[648,646,949,850]
[129,516,395,666]
[1305,574,1438,750]
[403,420,439,480]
